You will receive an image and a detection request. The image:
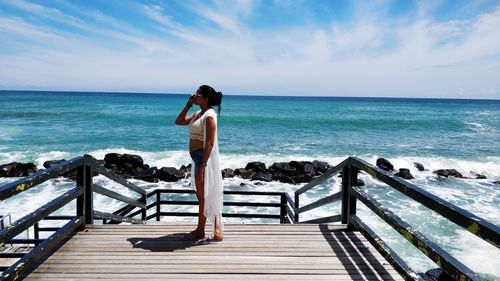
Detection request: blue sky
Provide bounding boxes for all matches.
[1,0,499,98]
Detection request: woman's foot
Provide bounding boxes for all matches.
[212,230,224,241]
[183,229,205,241]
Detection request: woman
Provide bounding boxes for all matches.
[175,85,224,241]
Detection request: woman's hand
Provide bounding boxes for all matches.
[187,94,196,107]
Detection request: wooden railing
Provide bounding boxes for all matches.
[294,156,500,281]
[0,156,146,281]
[110,189,295,224]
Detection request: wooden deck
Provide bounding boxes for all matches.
[26,224,403,280]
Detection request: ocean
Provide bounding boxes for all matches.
[1,90,499,279]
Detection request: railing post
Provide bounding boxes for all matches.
[76,165,84,230]
[341,165,358,229]
[156,191,161,221]
[280,194,286,224]
[76,163,93,229]
[347,166,358,230]
[34,222,39,240]
[294,193,300,223]
[141,194,147,222]
[84,165,93,225]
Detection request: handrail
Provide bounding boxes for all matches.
[0,155,147,280]
[294,156,500,280]
[294,158,348,223]
[351,186,481,280]
[295,157,350,196]
[0,156,85,200]
[351,157,500,247]
[0,187,82,244]
[147,189,289,223]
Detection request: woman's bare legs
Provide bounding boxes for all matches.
[195,169,207,236]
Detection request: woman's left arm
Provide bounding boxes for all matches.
[200,116,216,167]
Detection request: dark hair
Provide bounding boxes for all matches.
[197,85,223,114]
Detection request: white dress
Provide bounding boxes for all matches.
[189,108,224,231]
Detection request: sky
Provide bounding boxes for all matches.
[0,0,500,99]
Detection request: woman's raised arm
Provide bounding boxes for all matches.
[175,95,196,125]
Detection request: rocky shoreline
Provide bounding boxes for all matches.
[0,154,498,185]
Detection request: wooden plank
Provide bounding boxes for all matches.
[34,262,398,271]
[37,263,396,272]
[26,273,400,280]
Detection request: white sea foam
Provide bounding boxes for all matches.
[451,229,500,278]
[464,121,497,133]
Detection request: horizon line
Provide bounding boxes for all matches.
[1,89,499,101]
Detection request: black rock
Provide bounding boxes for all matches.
[290,161,315,176]
[255,182,264,185]
[234,168,247,176]
[180,164,191,173]
[292,174,314,183]
[43,159,66,169]
[313,160,330,174]
[1,162,19,177]
[133,166,144,174]
[492,181,500,185]
[157,167,184,182]
[221,168,234,178]
[376,158,394,171]
[277,174,295,184]
[0,162,38,177]
[353,179,365,186]
[433,169,463,178]
[395,168,414,180]
[474,174,487,179]
[245,162,267,172]
[271,162,296,176]
[134,167,158,183]
[122,153,144,168]
[414,162,425,171]
[123,162,135,173]
[251,171,273,182]
[104,153,122,166]
[240,170,256,179]
[421,268,454,281]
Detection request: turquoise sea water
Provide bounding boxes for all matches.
[1,91,499,158]
[1,91,499,279]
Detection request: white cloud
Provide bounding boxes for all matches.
[0,1,499,99]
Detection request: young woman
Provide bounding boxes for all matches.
[175,85,224,241]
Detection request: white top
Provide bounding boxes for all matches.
[189,109,224,231]
[189,112,204,141]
